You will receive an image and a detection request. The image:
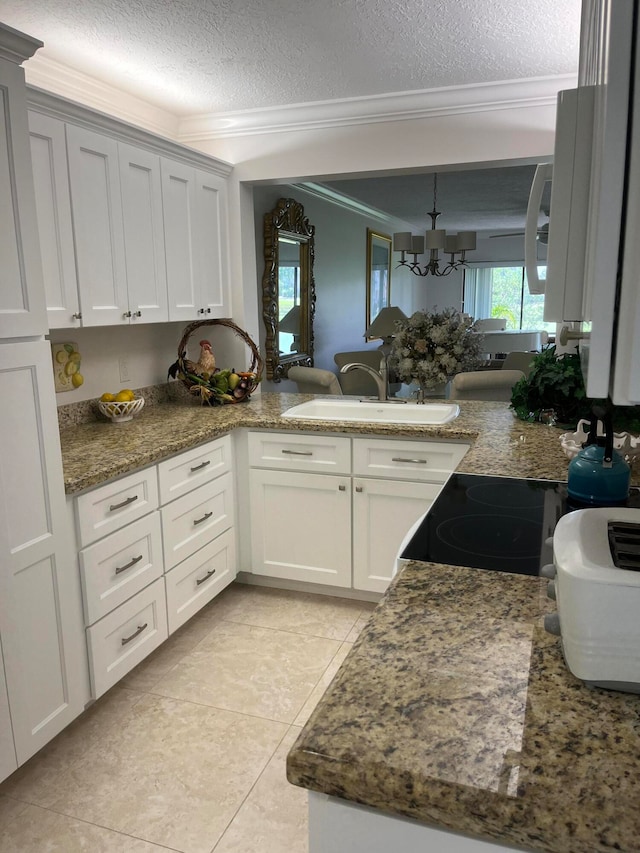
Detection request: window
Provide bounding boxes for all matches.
[463,267,555,333]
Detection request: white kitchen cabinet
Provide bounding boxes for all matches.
[0,638,17,782]
[0,36,47,338]
[118,143,168,323]
[162,158,230,321]
[27,111,81,329]
[353,478,442,593]
[66,124,129,326]
[0,340,88,770]
[247,431,469,593]
[250,468,352,587]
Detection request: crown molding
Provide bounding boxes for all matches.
[291,182,404,226]
[26,86,232,178]
[178,74,577,142]
[0,23,42,64]
[23,53,180,140]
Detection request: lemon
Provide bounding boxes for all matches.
[122,389,135,401]
[68,351,81,363]
[64,360,79,376]
[100,392,115,402]
[114,390,131,403]
[55,350,68,364]
[71,372,84,388]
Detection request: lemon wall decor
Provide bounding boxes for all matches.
[52,342,84,392]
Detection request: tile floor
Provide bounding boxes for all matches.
[0,583,376,853]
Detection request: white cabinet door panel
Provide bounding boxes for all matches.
[165,528,236,634]
[353,478,441,593]
[249,469,351,587]
[119,143,168,324]
[0,341,87,763]
[28,111,80,329]
[66,124,128,326]
[0,637,17,783]
[162,158,198,321]
[0,60,46,337]
[80,511,163,626]
[195,169,229,318]
[161,472,234,570]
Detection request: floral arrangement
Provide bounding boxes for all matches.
[389,308,484,389]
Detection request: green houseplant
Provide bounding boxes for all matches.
[510,346,640,430]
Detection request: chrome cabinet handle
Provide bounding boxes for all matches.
[190,460,211,472]
[193,511,213,526]
[72,312,82,320]
[124,310,132,318]
[355,485,363,492]
[196,568,216,586]
[281,449,313,456]
[115,554,143,575]
[338,484,346,491]
[109,495,138,511]
[121,623,147,645]
[134,310,141,317]
[391,457,427,464]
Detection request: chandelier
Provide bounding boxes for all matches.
[393,174,477,276]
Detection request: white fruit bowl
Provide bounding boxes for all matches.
[97,397,145,424]
[560,418,640,462]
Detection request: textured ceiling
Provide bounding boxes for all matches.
[3,0,581,115]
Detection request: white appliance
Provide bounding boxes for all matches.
[528,0,640,405]
[546,507,640,692]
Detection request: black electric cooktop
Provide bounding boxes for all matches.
[400,473,640,576]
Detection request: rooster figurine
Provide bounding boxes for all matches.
[168,339,216,382]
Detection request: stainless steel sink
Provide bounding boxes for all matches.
[281,399,460,425]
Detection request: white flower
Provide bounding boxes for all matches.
[389,308,484,388]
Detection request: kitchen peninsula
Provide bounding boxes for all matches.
[58,392,640,853]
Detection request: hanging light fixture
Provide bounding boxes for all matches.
[393,174,477,277]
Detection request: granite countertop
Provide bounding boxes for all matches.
[287,562,640,853]
[59,391,584,494]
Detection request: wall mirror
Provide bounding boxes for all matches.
[366,228,392,339]
[262,197,316,381]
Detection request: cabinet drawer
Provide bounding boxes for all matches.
[75,467,159,547]
[79,511,163,626]
[352,438,469,483]
[248,431,351,473]
[86,577,168,699]
[158,435,231,504]
[165,528,236,634]
[161,472,234,570]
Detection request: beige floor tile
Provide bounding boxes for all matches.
[209,583,368,640]
[0,795,28,828]
[213,726,308,853]
[121,606,221,691]
[0,686,144,806]
[46,693,287,853]
[345,611,374,643]
[152,621,342,723]
[293,642,353,727]
[0,803,171,852]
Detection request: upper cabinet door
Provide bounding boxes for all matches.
[195,169,230,318]
[28,111,80,329]
[118,144,168,324]
[66,125,129,326]
[162,159,199,322]
[0,58,47,338]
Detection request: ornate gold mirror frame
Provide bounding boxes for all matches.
[262,198,316,381]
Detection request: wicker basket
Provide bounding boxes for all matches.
[172,319,263,405]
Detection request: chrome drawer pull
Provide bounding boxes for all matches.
[355,486,363,493]
[281,449,313,456]
[115,554,143,575]
[190,460,211,472]
[193,511,213,526]
[196,568,216,586]
[338,484,346,491]
[109,495,138,511]
[391,457,427,464]
[121,623,147,645]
